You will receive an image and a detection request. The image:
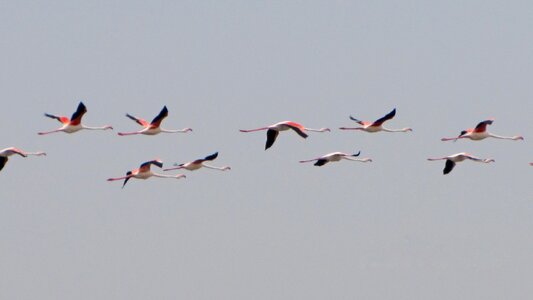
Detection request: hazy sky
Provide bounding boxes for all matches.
[1,1,532,299]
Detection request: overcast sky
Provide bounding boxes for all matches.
[1,1,532,299]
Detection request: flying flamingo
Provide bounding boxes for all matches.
[427,152,495,175]
[239,121,331,150]
[107,159,186,188]
[164,152,231,172]
[299,151,372,166]
[38,102,113,135]
[339,108,412,133]
[0,147,46,172]
[117,106,192,136]
[441,119,524,142]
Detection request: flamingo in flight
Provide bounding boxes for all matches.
[0,147,46,172]
[107,159,186,188]
[427,152,495,175]
[299,151,372,166]
[240,121,330,150]
[38,102,113,135]
[164,152,231,172]
[118,106,192,136]
[441,119,524,142]
[339,108,412,133]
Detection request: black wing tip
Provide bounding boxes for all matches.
[352,151,361,157]
[314,160,327,166]
[205,152,219,161]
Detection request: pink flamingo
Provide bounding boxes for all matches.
[299,151,372,166]
[441,119,524,141]
[0,147,46,172]
[240,121,330,150]
[339,108,412,133]
[38,102,113,135]
[118,106,192,136]
[164,152,231,172]
[107,159,185,188]
[427,152,495,175]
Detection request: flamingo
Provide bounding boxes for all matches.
[427,152,495,175]
[38,102,113,135]
[339,108,412,133]
[441,119,524,141]
[118,106,192,136]
[107,159,186,188]
[164,152,231,172]
[299,151,372,166]
[239,121,331,150]
[0,147,46,172]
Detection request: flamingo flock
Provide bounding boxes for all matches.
[1,104,530,183]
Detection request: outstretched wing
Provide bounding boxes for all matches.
[140,160,163,171]
[372,108,396,126]
[126,114,149,127]
[474,119,494,133]
[285,124,308,139]
[44,113,69,124]
[70,102,87,125]
[265,129,279,150]
[203,152,218,161]
[122,171,132,188]
[314,159,328,166]
[443,159,455,174]
[150,106,168,127]
[349,116,365,125]
[0,157,8,172]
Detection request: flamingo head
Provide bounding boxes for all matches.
[175,174,186,179]
[513,136,524,141]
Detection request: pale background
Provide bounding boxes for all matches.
[1,1,532,299]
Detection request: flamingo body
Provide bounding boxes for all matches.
[339,109,412,133]
[441,119,524,142]
[299,151,372,166]
[427,152,495,175]
[107,159,185,188]
[118,106,192,136]
[240,121,330,150]
[0,147,46,172]
[38,102,113,135]
[164,152,231,172]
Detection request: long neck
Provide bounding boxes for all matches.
[441,136,463,142]
[152,172,186,179]
[240,127,269,132]
[118,131,141,136]
[427,157,446,161]
[82,125,113,130]
[488,133,523,140]
[107,174,133,181]
[202,164,230,171]
[304,127,330,133]
[339,127,364,130]
[382,127,411,132]
[160,128,193,133]
[22,151,46,157]
[343,157,372,162]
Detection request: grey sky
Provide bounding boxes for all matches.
[1,1,532,299]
